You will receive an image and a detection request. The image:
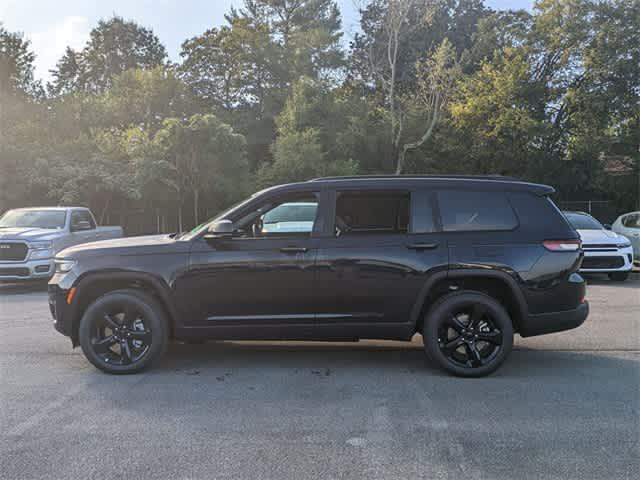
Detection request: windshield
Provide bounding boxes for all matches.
[564,213,603,230]
[0,210,67,229]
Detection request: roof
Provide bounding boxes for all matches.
[261,175,555,196]
[8,206,89,211]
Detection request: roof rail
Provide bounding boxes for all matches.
[309,174,521,182]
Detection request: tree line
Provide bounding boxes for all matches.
[1,0,638,233]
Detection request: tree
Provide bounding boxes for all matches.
[0,23,42,98]
[150,114,248,230]
[258,78,359,185]
[49,16,167,95]
[350,0,483,172]
[396,38,460,173]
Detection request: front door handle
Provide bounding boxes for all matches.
[407,243,438,250]
[280,246,308,254]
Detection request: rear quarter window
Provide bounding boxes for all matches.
[437,190,517,232]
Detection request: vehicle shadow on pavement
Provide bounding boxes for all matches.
[0,281,49,295]
[139,340,638,380]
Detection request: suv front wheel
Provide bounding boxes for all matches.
[79,289,169,374]
[423,291,514,377]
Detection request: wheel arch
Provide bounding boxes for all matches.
[411,269,528,334]
[68,271,178,346]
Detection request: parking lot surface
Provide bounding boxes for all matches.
[1,275,639,479]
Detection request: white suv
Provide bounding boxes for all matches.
[563,211,634,281]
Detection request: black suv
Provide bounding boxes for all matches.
[49,176,588,377]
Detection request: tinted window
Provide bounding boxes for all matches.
[71,210,96,229]
[438,190,517,232]
[412,190,436,233]
[622,214,640,229]
[335,191,409,235]
[0,210,67,229]
[564,213,602,230]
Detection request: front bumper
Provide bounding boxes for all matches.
[0,258,55,281]
[49,283,72,337]
[579,246,634,273]
[519,301,589,337]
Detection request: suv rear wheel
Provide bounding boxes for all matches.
[79,289,168,374]
[423,291,514,377]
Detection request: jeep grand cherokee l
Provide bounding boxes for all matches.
[48,175,589,377]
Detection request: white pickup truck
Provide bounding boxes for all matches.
[0,207,123,281]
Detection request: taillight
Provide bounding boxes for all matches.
[543,239,582,252]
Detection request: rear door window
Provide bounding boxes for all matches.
[334,191,410,236]
[438,190,518,232]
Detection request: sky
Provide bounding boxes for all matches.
[0,0,534,83]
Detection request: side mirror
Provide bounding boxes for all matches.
[603,224,612,230]
[203,219,234,241]
[71,220,92,232]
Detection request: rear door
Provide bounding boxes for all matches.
[314,187,448,331]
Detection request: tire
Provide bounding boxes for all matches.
[422,291,514,377]
[608,272,629,282]
[79,289,169,374]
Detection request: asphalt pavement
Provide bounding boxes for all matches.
[1,275,639,479]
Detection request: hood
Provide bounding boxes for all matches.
[0,227,64,242]
[59,234,187,258]
[576,229,626,245]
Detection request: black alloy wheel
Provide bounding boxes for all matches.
[91,307,153,366]
[79,289,168,374]
[423,291,514,377]
[437,305,503,369]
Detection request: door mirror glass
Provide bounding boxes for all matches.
[204,219,234,240]
[71,220,92,232]
[603,223,612,230]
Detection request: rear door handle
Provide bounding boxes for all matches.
[407,243,438,250]
[280,246,308,254]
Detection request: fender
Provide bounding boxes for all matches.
[69,270,180,335]
[409,268,529,329]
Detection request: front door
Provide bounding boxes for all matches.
[182,192,322,329]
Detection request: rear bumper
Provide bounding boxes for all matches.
[519,302,589,337]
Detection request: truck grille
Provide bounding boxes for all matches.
[0,242,28,261]
[0,267,30,277]
[581,256,624,269]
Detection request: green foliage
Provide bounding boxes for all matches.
[49,16,167,95]
[1,0,638,230]
[150,114,249,226]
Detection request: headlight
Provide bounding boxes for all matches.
[617,240,631,248]
[54,259,76,273]
[30,241,53,250]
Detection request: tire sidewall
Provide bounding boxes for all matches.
[79,289,168,374]
[423,291,514,377]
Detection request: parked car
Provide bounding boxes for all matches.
[612,211,640,262]
[49,175,589,377]
[0,207,123,281]
[563,211,634,281]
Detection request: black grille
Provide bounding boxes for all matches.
[0,267,30,277]
[581,256,624,269]
[0,242,28,261]
[583,244,616,249]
